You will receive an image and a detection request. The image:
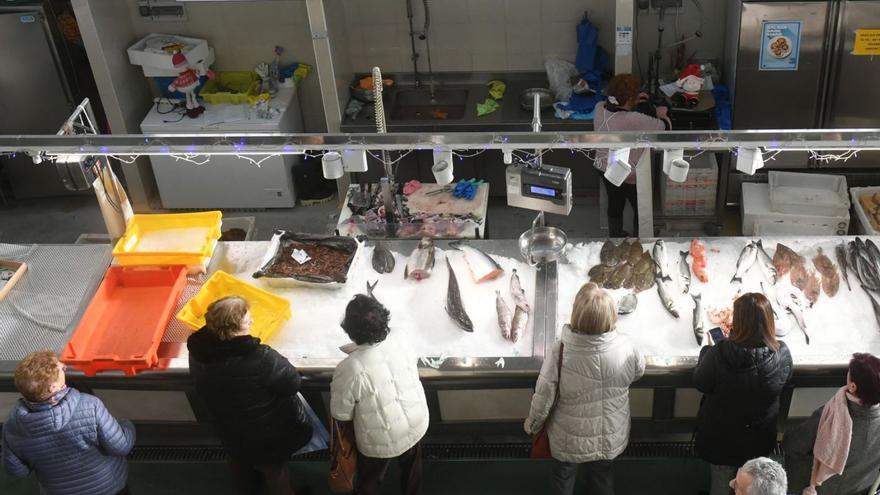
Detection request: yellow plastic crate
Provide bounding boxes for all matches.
[113,211,222,267]
[176,270,291,342]
[199,72,268,105]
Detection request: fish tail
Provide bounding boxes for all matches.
[731,274,742,284]
[662,273,672,281]
[671,310,680,318]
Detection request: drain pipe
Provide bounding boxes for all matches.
[405,0,422,88]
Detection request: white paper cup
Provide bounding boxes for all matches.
[668,158,690,183]
[321,151,344,179]
[604,158,632,187]
[432,160,454,185]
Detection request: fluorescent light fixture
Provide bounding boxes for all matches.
[432,149,454,185]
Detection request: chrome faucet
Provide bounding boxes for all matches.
[405,0,436,101]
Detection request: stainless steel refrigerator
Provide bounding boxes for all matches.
[0,3,80,198]
[725,0,880,168]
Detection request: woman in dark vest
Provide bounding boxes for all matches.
[693,292,793,495]
[188,296,312,495]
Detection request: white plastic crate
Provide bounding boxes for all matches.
[768,171,849,217]
[742,183,849,236]
[660,153,718,216]
[127,34,211,77]
[850,186,880,235]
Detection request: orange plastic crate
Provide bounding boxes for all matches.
[62,266,188,376]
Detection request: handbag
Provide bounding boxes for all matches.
[328,418,357,494]
[530,342,565,459]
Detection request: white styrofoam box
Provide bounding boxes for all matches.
[220,216,256,241]
[850,186,880,235]
[768,171,849,217]
[142,48,214,77]
[660,152,718,216]
[127,33,210,73]
[742,183,849,236]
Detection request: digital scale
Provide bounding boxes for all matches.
[505,163,573,216]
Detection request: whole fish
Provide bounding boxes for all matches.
[812,247,839,297]
[449,241,503,283]
[854,242,880,291]
[606,263,632,290]
[510,305,529,343]
[633,268,656,293]
[776,289,810,344]
[605,240,623,267]
[633,252,654,275]
[600,240,616,265]
[678,251,691,294]
[496,290,513,341]
[863,288,880,331]
[690,239,709,283]
[445,258,473,332]
[773,243,801,277]
[627,240,644,265]
[731,241,758,284]
[865,239,880,266]
[588,265,612,286]
[656,277,680,318]
[510,269,530,312]
[835,242,852,291]
[691,293,705,345]
[404,237,435,280]
[790,262,809,290]
[804,270,821,306]
[618,293,638,315]
[371,242,396,274]
[754,240,778,285]
[653,240,673,281]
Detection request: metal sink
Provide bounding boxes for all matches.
[390,89,468,121]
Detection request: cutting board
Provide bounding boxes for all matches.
[405,183,489,218]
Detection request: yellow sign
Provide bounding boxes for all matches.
[853,29,880,56]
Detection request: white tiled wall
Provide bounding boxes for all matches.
[342,0,617,73]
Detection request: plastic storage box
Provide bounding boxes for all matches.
[113,211,222,267]
[219,216,257,241]
[176,270,290,342]
[768,171,849,217]
[742,183,849,236]
[850,186,880,235]
[61,266,188,376]
[660,153,718,216]
[127,34,211,77]
[199,72,263,105]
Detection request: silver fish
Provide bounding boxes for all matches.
[653,240,672,281]
[731,241,758,284]
[618,293,638,315]
[754,239,778,285]
[863,288,880,331]
[510,268,530,312]
[836,242,852,291]
[691,293,705,345]
[776,289,810,345]
[496,290,513,341]
[404,237,435,280]
[510,305,528,343]
[656,277,680,318]
[450,241,504,283]
[866,239,880,266]
[371,242,395,274]
[445,258,473,332]
[761,282,791,337]
[678,251,691,294]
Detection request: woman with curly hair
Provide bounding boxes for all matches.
[330,293,429,495]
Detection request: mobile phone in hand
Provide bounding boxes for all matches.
[707,327,727,345]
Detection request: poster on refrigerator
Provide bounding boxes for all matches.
[759,21,801,71]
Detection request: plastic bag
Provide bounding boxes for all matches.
[294,393,330,455]
[545,58,578,101]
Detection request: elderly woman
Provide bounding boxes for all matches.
[525,282,646,495]
[187,296,312,495]
[2,351,135,495]
[784,352,880,495]
[330,294,429,495]
[693,293,793,495]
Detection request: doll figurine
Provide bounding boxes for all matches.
[168,50,214,118]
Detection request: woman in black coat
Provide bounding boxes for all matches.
[693,293,793,495]
[188,296,312,495]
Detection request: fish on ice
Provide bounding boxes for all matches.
[449,241,504,283]
[691,293,705,345]
[678,251,691,294]
[444,258,473,332]
[652,240,673,281]
[404,237,435,280]
[496,290,513,341]
[371,242,395,274]
[731,241,758,284]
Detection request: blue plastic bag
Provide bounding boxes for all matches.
[293,393,330,455]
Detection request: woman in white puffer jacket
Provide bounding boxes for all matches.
[525,282,646,495]
[330,293,429,495]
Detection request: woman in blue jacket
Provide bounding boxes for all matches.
[2,351,135,495]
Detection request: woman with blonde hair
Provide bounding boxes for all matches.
[188,296,313,495]
[525,283,645,495]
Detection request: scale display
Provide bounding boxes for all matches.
[528,185,558,197]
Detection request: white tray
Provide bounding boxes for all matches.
[127,33,210,73]
[768,171,849,217]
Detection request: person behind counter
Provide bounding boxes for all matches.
[524,282,646,495]
[693,293,793,495]
[592,74,672,238]
[784,352,880,495]
[1,351,136,495]
[187,296,313,495]
[330,293,429,495]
